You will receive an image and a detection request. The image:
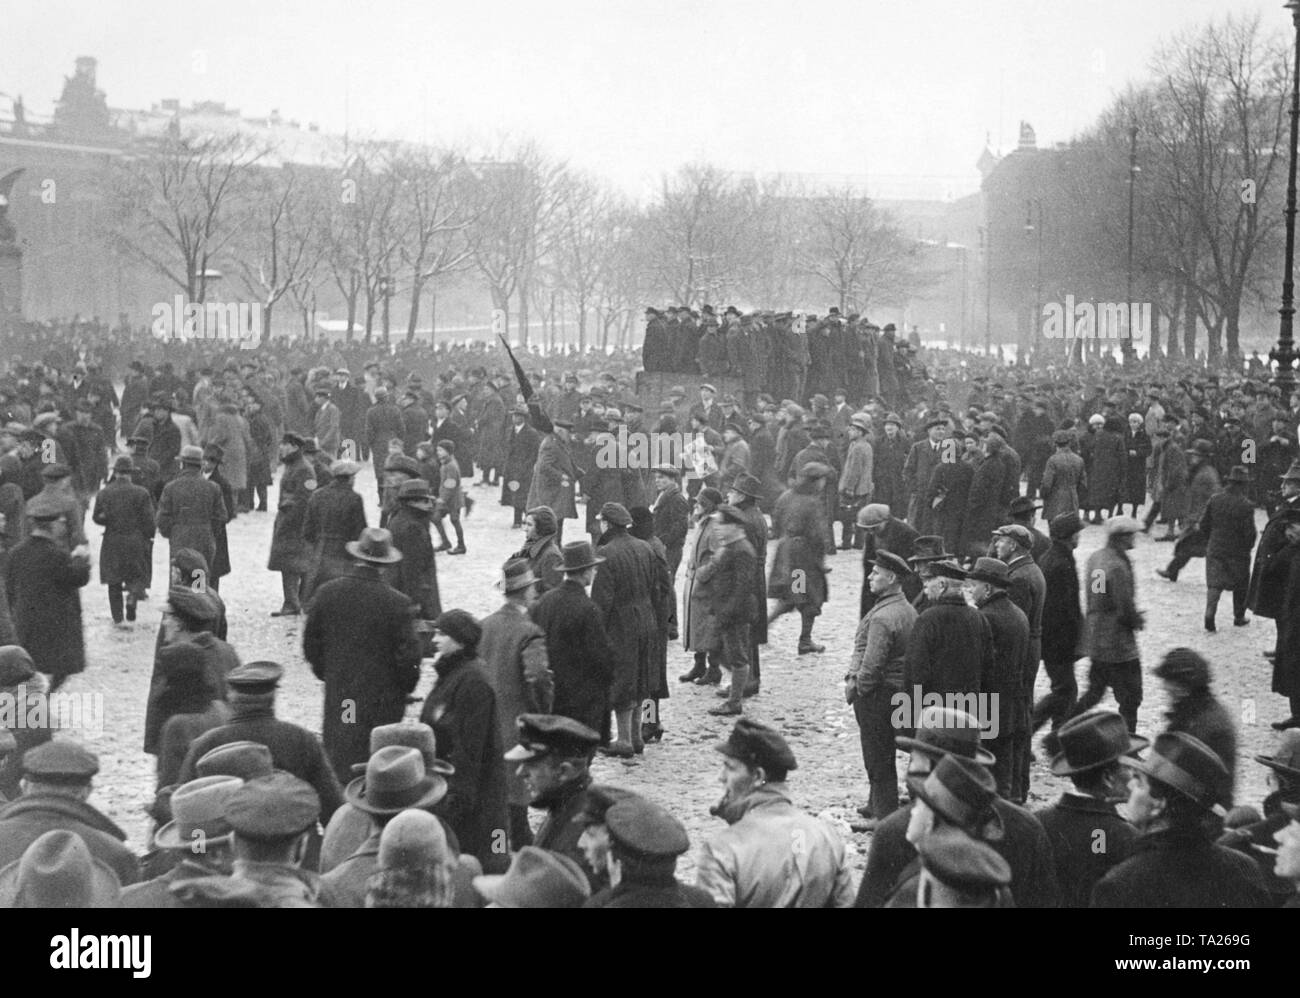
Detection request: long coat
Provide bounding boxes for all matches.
[768,483,829,612]
[478,602,554,806]
[531,578,615,735]
[903,439,943,532]
[1040,449,1085,523]
[902,591,992,701]
[1265,541,1300,697]
[475,391,508,472]
[1201,488,1257,591]
[385,505,441,620]
[1083,543,1140,663]
[501,422,541,511]
[927,456,975,557]
[0,794,138,887]
[303,566,423,782]
[1087,427,1127,509]
[4,536,90,679]
[1040,540,1083,664]
[267,453,316,574]
[1090,829,1267,908]
[683,518,718,653]
[420,649,511,874]
[1124,427,1152,505]
[872,434,909,517]
[1035,792,1137,908]
[592,529,660,707]
[93,476,155,587]
[206,469,236,580]
[204,409,252,491]
[966,450,1017,551]
[1157,443,1190,522]
[301,478,368,598]
[156,467,228,572]
[734,500,769,646]
[527,434,582,521]
[1249,494,1300,616]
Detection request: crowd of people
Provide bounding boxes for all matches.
[0,312,1298,907]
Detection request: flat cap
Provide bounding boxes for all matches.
[226,660,284,692]
[572,785,640,828]
[597,502,632,526]
[39,463,71,481]
[195,740,276,781]
[22,740,99,784]
[991,524,1033,548]
[605,798,690,861]
[715,718,797,774]
[504,714,601,762]
[223,773,320,840]
[918,826,1011,891]
[867,550,913,578]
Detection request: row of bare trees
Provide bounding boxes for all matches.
[107,132,928,348]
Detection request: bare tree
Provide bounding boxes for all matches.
[797,186,921,311]
[109,129,268,303]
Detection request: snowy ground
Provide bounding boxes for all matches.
[67,466,1278,881]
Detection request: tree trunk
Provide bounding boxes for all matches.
[1224,300,1242,364]
[406,278,423,343]
[345,293,358,343]
[578,298,588,351]
[428,287,437,347]
[518,285,530,349]
[1206,315,1223,367]
[1183,293,1197,360]
[262,302,274,343]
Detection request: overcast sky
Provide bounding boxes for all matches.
[1,0,1285,198]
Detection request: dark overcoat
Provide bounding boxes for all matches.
[0,795,139,886]
[1035,793,1137,908]
[267,453,316,574]
[303,566,423,782]
[901,591,992,701]
[501,422,541,511]
[768,483,829,611]
[93,476,155,587]
[1200,488,1257,591]
[301,478,368,597]
[156,467,228,572]
[527,434,582,521]
[592,528,660,707]
[1249,495,1300,615]
[4,535,90,679]
[1090,829,1268,908]
[531,579,615,735]
[385,505,441,620]
[420,649,511,874]
[1039,540,1082,664]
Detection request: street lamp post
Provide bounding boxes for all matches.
[1024,200,1043,367]
[1273,0,1300,410]
[1125,122,1139,365]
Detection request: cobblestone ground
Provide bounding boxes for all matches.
[71,467,1277,886]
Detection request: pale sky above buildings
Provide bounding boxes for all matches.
[2,0,1286,200]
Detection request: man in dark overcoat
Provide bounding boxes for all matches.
[4,500,91,691]
[530,541,615,737]
[526,412,582,543]
[200,444,237,592]
[902,560,992,705]
[501,404,541,527]
[157,445,227,578]
[1032,513,1084,744]
[1251,462,1300,664]
[267,433,316,617]
[385,477,440,621]
[301,458,368,602]
[768,462,832,655]
[726,473,769,695]
[303,528,423,783]
[1199,465,1258,631]
[93,455,155,624]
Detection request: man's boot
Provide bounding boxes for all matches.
[679,654,706,683]
[600,708,635,757]
[709,666,747,716]
[797,612,825,654]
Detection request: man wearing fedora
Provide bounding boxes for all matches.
[967,557,1030,801]
[0,828,122,909]
[1155,647,1236,806]
[1005,495,1050,563]
[505,713,602,884]
[480,557,554,845]
[530,541,614,738]
[855,707,1060,909]
[92,454,154,626]
[156,443,228,578]
[903,417,947,534]
[651,463,691,581]
[304,528,423,783]
[198,443,237,591]
[1032,513,1085,746]
[592,502,660,753]
[1248,460,1300,662]
[320,745,466,907]
[172,772,324,908]
[1091,733,1267,908]
[768,462,833,654]
[1193,465,1257,631]
[697,718,853,907]
[525,407,582,544]
[475,844,591,907]
[267,432,316,616]
[697,505,759,716]
[1155,438,1220,581]
[723,473,769,695]
[837,413,874,551]
[122,774,243,907]
[1035,711,1145,907]
[385,477,441,622]
[300,457,368,602]
[846,549,917,828]
[903,560,992,707]
[915,825,1013,908]
[1219,729,1300,905]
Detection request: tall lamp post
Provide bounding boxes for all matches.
[1125,122,1139,366]
[1024,199,1043,367]
[1273,0,1300,410]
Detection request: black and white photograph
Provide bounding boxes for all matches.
[0,0,1296,961]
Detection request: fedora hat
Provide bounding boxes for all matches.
[730,472,764,499]
[1049,711,1149,776]
[345,746,448,816]
[473,846,591,908]
[896,707,996,765]
[1186,438,1215,457]
[908,536,948,563]
[906,755,1004,841]
[179,444,204,465]
[346,527,403,565]
[364,721,455,777]
[499,557,538,593]
[1280,460,1300,482]
[153,775,244,849]
[397,478,433,502]
[0,830,121,908]
[849,413,872,433]
[330,459,364,478]
[1254,729,1300,782]
[1226,465,1252,484]
[1128,732,1230,811]
[194,740,275,781]
[965,557,1011,587]
[559,539,604,573]
[866,550,913,578]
